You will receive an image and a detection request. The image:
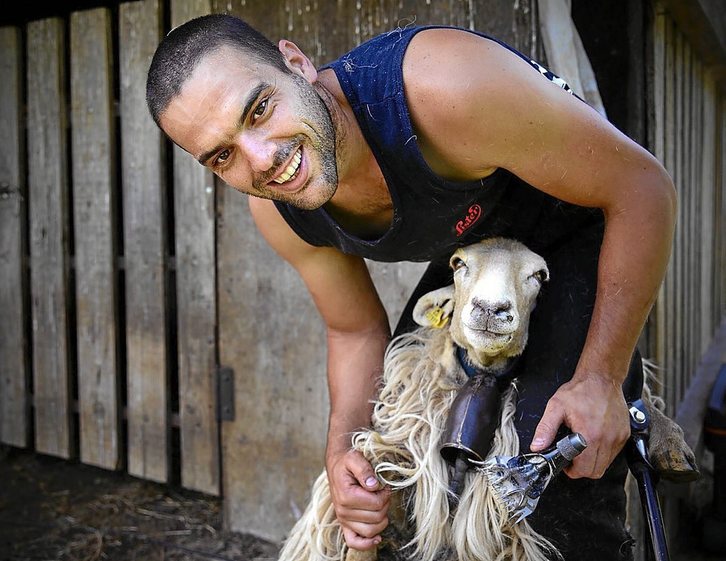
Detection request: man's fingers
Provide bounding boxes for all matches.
[564,447,601,479]
[336,490,390,518]
[345,451,382,491]
[530,400,564,452]
[342,526,382,551]
[345,515,389,539]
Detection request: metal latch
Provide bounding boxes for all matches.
[216,366,235,421]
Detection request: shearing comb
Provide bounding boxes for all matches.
[481,433,588,522]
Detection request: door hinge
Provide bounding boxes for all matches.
[216,366,235,422]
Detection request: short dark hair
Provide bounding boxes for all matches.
[146,13,289,126]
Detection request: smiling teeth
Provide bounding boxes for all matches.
[273,149,302,184]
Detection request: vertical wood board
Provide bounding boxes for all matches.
[651,13,667,393]
[170,0,220,497]
[220,0,534,73]
[684,37,696,398]
[217,186,329,541]
[70,7,119,470]
[0,26,29,448]
[27,18,73,459]
[663,19,676,414]
[119,0,169,483]
[673,28,685,413]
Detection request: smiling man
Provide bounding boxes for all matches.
[146,13,676,560]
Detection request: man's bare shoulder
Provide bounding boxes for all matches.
[400,27,540,180]
[401,27,529,104]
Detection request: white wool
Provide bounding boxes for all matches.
[278,327,558,561]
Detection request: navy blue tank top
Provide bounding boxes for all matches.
[274,25,602,263]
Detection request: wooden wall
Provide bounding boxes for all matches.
[0,0,539,540]
[648,7,725,417]
[1,0,724,546]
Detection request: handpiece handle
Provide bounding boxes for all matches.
[541,433,588,474]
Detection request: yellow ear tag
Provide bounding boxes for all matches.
[425,307,449,329]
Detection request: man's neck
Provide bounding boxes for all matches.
[314,69,393,239]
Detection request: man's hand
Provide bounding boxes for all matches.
[327,449,390,550]
[530,374,630,478]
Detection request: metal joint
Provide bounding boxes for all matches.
[216,366,235,422]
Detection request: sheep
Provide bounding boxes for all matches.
[278,237,697,561]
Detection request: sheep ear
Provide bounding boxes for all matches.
[413,285,455,329]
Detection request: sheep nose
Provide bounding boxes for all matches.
[472,298,514,322]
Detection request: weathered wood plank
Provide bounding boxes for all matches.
[170,0,220,497]
[702,71,719,335]
[663,19,677,414]
[217,184,329,541]
[27,18,73,458]
[119,0,169,483]
[673,27,685,414]
[652,13,667,395]
[70,7,119,470]
[0,26,29,448]
[694,61,704,375]
[676,36,695,403]
[689,57,702,379]
[692,58,702,385]
[689,52,701,392]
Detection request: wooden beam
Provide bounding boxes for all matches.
[170,0,220,497]
[27,18,73,459]
[70,7,119,471]
[658,0,726,68]
[119,0,169,483]
[0,26,29,448]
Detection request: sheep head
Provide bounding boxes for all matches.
[413,238,549,372]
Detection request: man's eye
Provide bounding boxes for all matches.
[252,98,268,122]
[215,149,231,165]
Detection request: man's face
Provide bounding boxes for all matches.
[159,46,338,210]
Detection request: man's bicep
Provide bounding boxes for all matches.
[248,197,389,334]
[485,78,670,210]
[403,29,671,207]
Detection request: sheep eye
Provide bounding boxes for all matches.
[451,257,467,271]
[531,269,549,283]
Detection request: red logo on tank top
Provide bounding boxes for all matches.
[455,204,482,236]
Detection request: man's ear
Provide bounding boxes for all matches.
[278,39,318,82]
[412,285,455,329]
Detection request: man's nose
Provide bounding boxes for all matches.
[237,132,277,173]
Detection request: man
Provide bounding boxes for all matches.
[147,13,676,559]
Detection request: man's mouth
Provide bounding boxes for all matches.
[272,148,302,185]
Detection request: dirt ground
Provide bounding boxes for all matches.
[2,444,724,561]
[0,446,280,561]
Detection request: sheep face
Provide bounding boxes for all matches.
[414,238,549,370]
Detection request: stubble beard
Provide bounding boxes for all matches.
[263,74,338,211]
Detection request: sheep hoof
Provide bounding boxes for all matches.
[649,443,700,483]
[645,403,700,483]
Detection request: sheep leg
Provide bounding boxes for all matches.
[344,548,378,561]
[643,398,699,482]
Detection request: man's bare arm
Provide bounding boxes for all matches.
[248,197,391,549]
[403,28,677,478]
